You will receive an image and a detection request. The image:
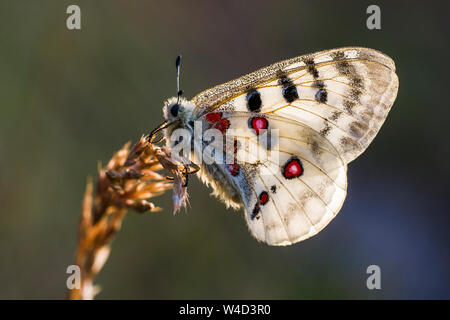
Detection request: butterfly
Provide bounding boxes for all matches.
[156,47,398,246]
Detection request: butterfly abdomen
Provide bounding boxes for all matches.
[196,161,244,210]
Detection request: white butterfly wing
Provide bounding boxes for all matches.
[197,112,347,246]
[192,47,398,163]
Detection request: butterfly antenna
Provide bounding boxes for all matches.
[176,55,183,103]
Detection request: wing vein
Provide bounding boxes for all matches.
[255,170,293,242]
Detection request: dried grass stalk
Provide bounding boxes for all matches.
[69,136,187,300]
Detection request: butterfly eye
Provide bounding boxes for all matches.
[170,104,180,117]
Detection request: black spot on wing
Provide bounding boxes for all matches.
[349,88,362,102]
[246,89,262,112]
[315,89,328,103]
[304,59,319,78]
[331,52,350,74]
[335,60,352,76]
[343,99,356,114]
[251,203,260,220]
[330,111,342,122]
[279,75,299,103]
[320,122,332,137]
[331,51,365,88]
[270,185,277,193]
[331,51,346,60]
[351,77,364,89]
[312,80,325,89]
[233,139,239,155]
[311,139,321,157]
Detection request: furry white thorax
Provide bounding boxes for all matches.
[162,96,244,210]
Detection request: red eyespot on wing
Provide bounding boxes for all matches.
[226,163,240,176]
[282,157,303,179]
[259,191,269,205]
[214,118,230,133]
[249,117,268,135]
[205,112,223,123]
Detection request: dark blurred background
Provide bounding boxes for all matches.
[1,0,449,299]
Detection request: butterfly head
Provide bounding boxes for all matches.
[163,96,195,123]
[162,96,196,143]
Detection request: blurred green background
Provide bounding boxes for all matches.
[1,0,449,299]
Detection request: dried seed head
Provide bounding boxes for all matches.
[70,136,189,300]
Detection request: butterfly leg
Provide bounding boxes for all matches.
[163,162,200,187]
[147,119,180,144]
[146,120,168,143]
[182,162,200,187]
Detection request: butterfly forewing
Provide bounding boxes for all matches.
[192,47,398,164]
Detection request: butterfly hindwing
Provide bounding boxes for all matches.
[198,111,347,246]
